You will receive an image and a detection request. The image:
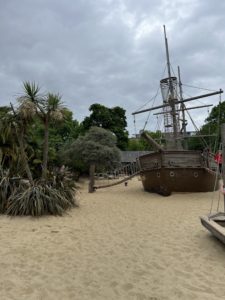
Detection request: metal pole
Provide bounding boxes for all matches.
[221,123,225,212]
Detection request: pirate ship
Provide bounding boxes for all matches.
[132,26,223,196]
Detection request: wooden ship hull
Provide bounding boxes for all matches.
[139,150,218,196]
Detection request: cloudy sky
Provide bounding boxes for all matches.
[0,0,224,136]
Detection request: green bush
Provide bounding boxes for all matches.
[0,170,78,216]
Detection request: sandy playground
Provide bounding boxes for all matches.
[0,176,225,300]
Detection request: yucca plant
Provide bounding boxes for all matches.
[6,177,78,217]
[0,174,11,213]
[0,169,23,213]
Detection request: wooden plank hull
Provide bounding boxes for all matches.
[139,151,218,196]
[200,213,225,244]
[140,168,218,195]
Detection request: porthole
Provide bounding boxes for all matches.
[170,171,175,177]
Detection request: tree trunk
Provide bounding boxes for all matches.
[18,130,34,185]
[10,104,34,185]
[89,163,95,193]
[42,117,49,180]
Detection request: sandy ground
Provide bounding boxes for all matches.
[0,176,225,300]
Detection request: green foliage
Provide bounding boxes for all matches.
[187,101,225,151]
[127,131,163,151]
[0,82,81,216]
[82,103,128,150]
[27,108,81,173]
[0,171,12,213]
[0,170,78,216]
[61,126,121,171]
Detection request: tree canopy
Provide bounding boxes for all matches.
[187,100,224,151]
[61,126,121,171]
[81,103,129,150]
[60,126,121,192]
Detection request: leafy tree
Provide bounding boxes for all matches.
[27,108,81,174]
[187,101,225,151]
[18,82,66,179]
[127,130,163,151]
[82,103,129,150]
[0,106,17,170]
[61,126,121,192]
[0,83,78,216]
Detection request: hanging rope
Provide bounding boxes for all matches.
[142,85,160,131]
[184,105,208,149]
[182,83,217,92]
[135,64,168,132]
[213,92,222,154]
[209,142,222,216]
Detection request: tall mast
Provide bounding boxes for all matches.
[163,25,173,96]
[163,25,179,149]
[178,66,188,149]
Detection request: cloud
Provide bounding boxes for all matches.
[0,0,224,136]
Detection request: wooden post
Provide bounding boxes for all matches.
[89,163,95,193]
[222,124,225,211]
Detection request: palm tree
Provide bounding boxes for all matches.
[0,84,78,216]
[19,82,65,180]
[41,93,64,179]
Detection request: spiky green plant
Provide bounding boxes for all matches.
[0,174,11,213]
[0,170,24,213]
[0,166,78,217]
[6,183,77,216]
[6,179,78,217]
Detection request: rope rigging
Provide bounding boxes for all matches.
[209,143,223,216]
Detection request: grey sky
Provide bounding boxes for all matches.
[0,0,224,136]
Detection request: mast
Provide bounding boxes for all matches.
[164,25,173,94]
[163,25,180,149]
[178,66,188,149]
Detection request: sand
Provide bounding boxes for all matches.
[0,176,225,300]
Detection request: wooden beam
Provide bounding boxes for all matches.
[153,104,213,115]
[132,89,223,116]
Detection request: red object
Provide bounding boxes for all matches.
[215,152,222,164]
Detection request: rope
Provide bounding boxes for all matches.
[213,93,222,154]
[142,85,160,131]
[182,83,217,92]
[209,142,222,216]
[136,64,167,131]
[209,162,220,215]
[184,106,208,149]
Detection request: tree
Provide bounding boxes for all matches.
[18,82,65,179]
[82,104,129,150]
[187,101,225,151]
[127,130,164,151]
[61,127,121,192]
[0,83,78,216]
